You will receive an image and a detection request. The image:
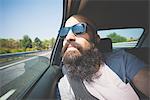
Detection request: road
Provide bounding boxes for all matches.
[0,50,51,99]
[113,41,138,48]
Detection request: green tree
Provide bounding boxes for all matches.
[21,35,32,51]
[8,39,20,49]
[0,39,8,48]
[0,39,10,54]
[127,37,137,42]
[42,39,50,50]
[34,37,42,50]
[107,32,127,43]
[42,38,56,50]
[50,37,55,48]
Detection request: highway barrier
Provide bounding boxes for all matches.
[0,50,49,67]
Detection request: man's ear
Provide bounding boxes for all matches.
[95,34,100,44]
[93,34,100,48]
[90,33,100,46]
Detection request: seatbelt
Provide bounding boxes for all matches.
[66,75,99,100]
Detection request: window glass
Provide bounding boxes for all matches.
[0,0,63,99]
[98,28,144,49]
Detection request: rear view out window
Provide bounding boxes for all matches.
[98,28,144,49]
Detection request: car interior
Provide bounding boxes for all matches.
[21,0,149,99]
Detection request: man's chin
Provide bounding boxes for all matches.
[63,49,82,65]
[63,47,103,82]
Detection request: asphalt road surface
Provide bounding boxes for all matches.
[0,51,51,99]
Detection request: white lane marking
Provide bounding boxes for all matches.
[0,89,16,100]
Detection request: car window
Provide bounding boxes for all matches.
[0,0,63,99]
[98,28,144,49]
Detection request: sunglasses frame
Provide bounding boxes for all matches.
[59,22,87,38]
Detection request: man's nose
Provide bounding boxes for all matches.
[65,30,76,42]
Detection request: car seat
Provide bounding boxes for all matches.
[97,38,112,53]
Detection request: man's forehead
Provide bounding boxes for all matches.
[65,17,80,27]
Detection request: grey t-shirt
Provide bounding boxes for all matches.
[104,49,146,83]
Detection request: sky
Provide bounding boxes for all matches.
[0,0,144,41]
[0,0,63,41]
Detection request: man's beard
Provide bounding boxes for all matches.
[62,42,103,82]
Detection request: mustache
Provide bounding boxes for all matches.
[61,41,83,55]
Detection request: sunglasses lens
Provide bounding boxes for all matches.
[59,23,87,38]
[59,27,69,37]
[72,23,86,34]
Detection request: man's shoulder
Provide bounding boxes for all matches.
[103,49,126,59]
[102,49,129,82]
[103,49,127,66]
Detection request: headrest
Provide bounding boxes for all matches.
[97,38,112,53]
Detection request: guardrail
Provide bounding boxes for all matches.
[0,50,48,67]
[0,50,42,58]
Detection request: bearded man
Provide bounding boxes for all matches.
[58,15,149,100]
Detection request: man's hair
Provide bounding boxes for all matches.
[70,14,97,33]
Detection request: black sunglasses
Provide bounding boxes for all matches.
[59,23,87,38]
